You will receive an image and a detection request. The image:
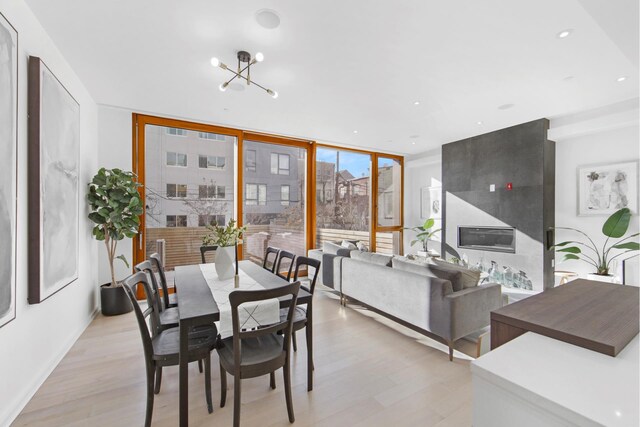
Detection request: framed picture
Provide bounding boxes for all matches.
[577,161,638,216]
[0,12,18,327]
[421,186,442,219]
[28,56,80,304]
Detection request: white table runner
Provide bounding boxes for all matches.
[199,264,280,339]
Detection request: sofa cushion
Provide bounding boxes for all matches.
[322,241,351,257]
[392,257,463,291]
[350,250,393,267]
[341,240,357,250]
[432,260,481,289]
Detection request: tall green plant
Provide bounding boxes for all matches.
[406,218,441,252]
[554,208,639,276]
[87,168,143,287]
[202,218,247,247]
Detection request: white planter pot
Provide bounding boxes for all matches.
[215,246,236,280]
[586,273,617,284]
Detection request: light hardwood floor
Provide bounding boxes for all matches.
[13,289,473,427]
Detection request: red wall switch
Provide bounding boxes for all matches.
[506,182,513,190]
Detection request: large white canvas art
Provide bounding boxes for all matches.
[0,13,17,326]
[28,57,80,303]
[578,161,638,216]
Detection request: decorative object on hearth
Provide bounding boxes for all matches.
[554,207,639,278]
[28,56,80,304]
[421,186,442,219]
[406,218,441,256]
[202,218,246,280]
[87,168,143,315]
[210,50,278,98]
[0,12,17,327]
[577,161,638,216]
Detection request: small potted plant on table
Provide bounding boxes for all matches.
[87,168,143,315]
[202,218,246,280]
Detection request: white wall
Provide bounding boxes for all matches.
[0,1,99,425]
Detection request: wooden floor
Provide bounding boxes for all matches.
[13,289,474,427]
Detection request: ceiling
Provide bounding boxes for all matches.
[24,0,639,154]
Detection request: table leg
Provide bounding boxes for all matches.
[307,303,313,392]
[179,319,189,426]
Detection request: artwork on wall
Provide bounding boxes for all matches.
[28,56,80,304]
[421,186,442,219]
[0,12,18,327]
[577,161,638,216]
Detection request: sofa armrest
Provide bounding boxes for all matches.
[445,283,502,341]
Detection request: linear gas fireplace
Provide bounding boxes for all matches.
[458,226,516,253]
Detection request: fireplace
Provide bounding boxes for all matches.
[458,226,516,253]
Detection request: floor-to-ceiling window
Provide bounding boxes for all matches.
[375,156,403,254]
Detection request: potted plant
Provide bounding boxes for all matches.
[202,218,246,280]
[406,218,441,257]
[88,168,143,315]
[554,208,639,282]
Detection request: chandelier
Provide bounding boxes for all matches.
[210,51,278,98]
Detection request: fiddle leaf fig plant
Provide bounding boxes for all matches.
[405,218,441,252]
[554,208,639,276]
[88,168,143,287]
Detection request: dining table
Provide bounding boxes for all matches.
[173,260,312,427]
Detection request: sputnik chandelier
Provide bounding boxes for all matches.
[211,50,278,98]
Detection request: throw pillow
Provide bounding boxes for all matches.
[322,241,351,257]
[433,259,481,289]
[341,240,357,250]
[350,250,393,267]
[356,241,369,252]
[392,257,463,291]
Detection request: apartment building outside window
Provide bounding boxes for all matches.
[166,183,187,198]
[199,154,226,170]
[246,183,267,205]
[270,153,290,175]
[281,185,290,206]
[198,214,226,227]
[166,215,187,227]
[246,149,256,171]
[166,151,187,167]
[198,132,226,141]
[166,127,188,136]
[198,184,225,199]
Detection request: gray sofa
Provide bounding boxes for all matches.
[308,247,502,360]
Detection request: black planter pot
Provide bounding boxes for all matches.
[100,284,133,316]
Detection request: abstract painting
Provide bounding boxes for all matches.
[0,13,17,327]
[28,56,80,304]
[578,161,638,216]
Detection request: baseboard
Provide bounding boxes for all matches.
[1,308,99,426]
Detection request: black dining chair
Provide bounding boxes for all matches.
[262,246,280,273]
[135,260,180,331]
[149,253,177,308]
[200,245,218,264]
[122,271,217,427]
[275,250,296,281]
[280,256,321,391]
[217,282,301,427]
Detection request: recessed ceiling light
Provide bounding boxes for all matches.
[413,101,420,105]
[498,103,515,110]
[557,29,573,39]
[353,130,358,134]
[411,142,416,145]
[617,76,627,82]
[477,121,483,125]
[255,9,281,29]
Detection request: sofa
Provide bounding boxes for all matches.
[308,244,502,360]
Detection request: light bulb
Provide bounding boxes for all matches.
[267,89,278,98]
[255,52,265,62]
[211,57,220,67]
[219,82,228,92]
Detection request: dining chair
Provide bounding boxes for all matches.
[217,282,301,427]
[280,256,321,391]
[275,250,296,281]
[122,271,217,427]
[149,253,177,308]
[135,260,179,331]
[262,246,280,273]
[200,245,218,264]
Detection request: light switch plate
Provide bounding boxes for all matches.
[490,184,495,192]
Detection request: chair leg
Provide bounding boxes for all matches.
[204,355,213,413]
[270,371,276,389]
[233,375,242,427]
[219,363,227,408]
[448,340,455,361]
[145,364,155,427]
[198,359,203,373]
[283,362,295,423]
[153,366,162,394]
[292,331,298,352]
[306,325,313,391]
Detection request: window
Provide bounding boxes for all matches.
[166,127,188,136]
[198,132,226,141]
[166,215,187,227]
[199,155,226,170]
[166,183,187,198]
[246,149,257,172]
[270,153,290,175]
[198,184,225,199]
[246,183,267,206]
[166,151,187,167]
[281,185,290,206]
[198,214,226,227]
